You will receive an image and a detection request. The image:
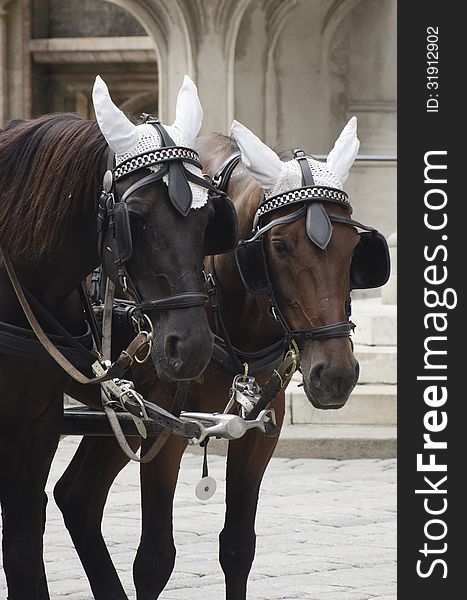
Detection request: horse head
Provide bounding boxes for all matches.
[93,76,220,381]
[230,118,388,409]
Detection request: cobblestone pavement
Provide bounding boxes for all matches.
[1,437,396,599]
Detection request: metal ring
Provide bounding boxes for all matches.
[134,314,155,364]
[284,361,296,380]
[134,333,153,364]
[273,369,284,388]
[120,350,134,366]
[136,313,155,340]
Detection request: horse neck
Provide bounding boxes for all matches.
[8,189,102,315]
[0,116,107,311]
[212,175,284,352]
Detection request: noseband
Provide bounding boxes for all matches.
[96,115,221,318]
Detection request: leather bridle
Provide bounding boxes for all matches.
[96,115,221,321]
[215,149,364,345]
[0,116,228,385]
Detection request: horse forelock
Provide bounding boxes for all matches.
[0,113,108,260]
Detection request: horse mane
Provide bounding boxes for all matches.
[196,131,298,174]
[0,113,108,259]
[195,132,239,177]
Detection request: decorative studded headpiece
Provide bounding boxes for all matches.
[231,117,360,248]
[92,75,208,209]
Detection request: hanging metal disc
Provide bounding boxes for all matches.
[195,476,217,501]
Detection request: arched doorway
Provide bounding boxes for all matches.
[30,0,158,120]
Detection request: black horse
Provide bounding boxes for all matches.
[0,75,229,598]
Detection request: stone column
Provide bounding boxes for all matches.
[195,31,231,135]
[0,0,11,124]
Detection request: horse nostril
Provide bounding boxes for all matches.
[310,360,328,382]
[165,334,182,369]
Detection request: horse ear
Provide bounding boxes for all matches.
[170,75,203,145]
[230,120,283,189]
[326,116,360,185]
[92,75,139,154]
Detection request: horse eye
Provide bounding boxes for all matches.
[272,240,290,255]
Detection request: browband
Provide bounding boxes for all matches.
[258,186,350,219]
[114,146,202,181]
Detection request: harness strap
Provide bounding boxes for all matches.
[152,122,192,216]
[326,213,377,232]
[250,206,307,240]
[102,406,168,462]
[211,334,286,376]
[0,245,149,385]
[78,283,102,354]
[96,149,115,263]
[289,321,355,343]
[136,293,207,312]
[113,148,201,181]
[184,168,229,196]
[207,256,244,374]
[0,321,94,367]
[103,388,191,464]
[212,152,242,190]
[104,382,190,463]
[99,276,190,463]
[119,168,169,203]
[116,159,224,202]
[246,351,299,421]
[20,284,97,362]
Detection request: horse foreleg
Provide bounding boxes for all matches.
[0,395,61,600]
[220,392,285,600]
[54,436,137,600]
[133,435,187,600]
[37,492,49,599]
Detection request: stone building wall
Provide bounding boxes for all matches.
[43,0,146,38]
[1,0,396,233]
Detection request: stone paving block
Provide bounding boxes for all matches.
[0,438,396,599]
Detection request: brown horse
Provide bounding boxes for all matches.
[54,119,387,600]
[0,75,222,599]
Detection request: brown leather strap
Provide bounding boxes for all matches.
[103,402,170,463]
[0,245,149,384]
[246,348,300,421]
[98,274,189,463]
[102,383,190,464]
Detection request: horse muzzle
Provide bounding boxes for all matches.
[151,307,214,381]
[302,356,359,409]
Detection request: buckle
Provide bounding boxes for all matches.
[140,113,160,125]
[102,169,113,193]
[205,272,216,294]
[293,149,306,159]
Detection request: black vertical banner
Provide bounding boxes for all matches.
[398,2,465,596]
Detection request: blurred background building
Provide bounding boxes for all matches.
[1,0,397,453]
